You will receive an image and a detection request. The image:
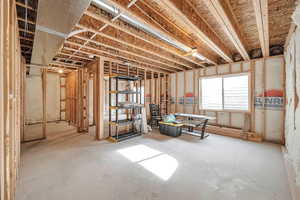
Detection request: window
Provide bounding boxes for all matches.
[201,77,223,109]
[200,74,249,111]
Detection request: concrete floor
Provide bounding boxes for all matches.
[17,122,291,200]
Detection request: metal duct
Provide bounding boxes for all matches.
[31,0,92,66]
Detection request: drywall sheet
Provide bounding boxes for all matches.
[46,73,60,121]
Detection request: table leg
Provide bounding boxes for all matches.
[201,119,209,139]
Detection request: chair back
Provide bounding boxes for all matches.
[149,104,160,117]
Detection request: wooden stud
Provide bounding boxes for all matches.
[262,58,266,140]
[175,72,178,112]
[95,59,105,140]
[251,60,256,132]
[281,57,286,145]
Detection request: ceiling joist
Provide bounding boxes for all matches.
[75,24,193,69]
[70,34,183,71]
[203,0,249,60]
[63,41,175,73]
[19,28,35,35]
[99,0,215,65]
[16,2,37,11]
[157,0,232,62]
[252,0,269,57]
[84,10,206,67]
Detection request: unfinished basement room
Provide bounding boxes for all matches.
[1,0,300,199]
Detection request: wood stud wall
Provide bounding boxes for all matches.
[169,56,285,142]
[0,0,25,199]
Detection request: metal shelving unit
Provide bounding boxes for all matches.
[108,75,143,142]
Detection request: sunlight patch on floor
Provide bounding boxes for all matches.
[117,144,178,181]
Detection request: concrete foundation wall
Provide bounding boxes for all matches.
[284,10,300,192]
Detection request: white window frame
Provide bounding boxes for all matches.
[199,72,250,112]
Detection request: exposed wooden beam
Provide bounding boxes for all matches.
[100,56,169,74]
[64,0,139,66]
[16,2,37,11]
[84,10,206,67]
[17,17,36,25]
[92,0,217,64]
[203,0,249,60]
[51,60,83,67]
[72,34,183,71]
[19,28,35,35]
[58,52,93,61]
[19,36,33,42]
[252,0,269,57]
[20,44,32,49]
[55,57,86,65]
[63,41,175,73]
[76,24,192,69]
[157,0,232,62]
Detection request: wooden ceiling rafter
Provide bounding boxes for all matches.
[63,41,176,73]
[132,1,215,66]
[138,0,191,40]
[20,36,34,41]
[252,0,269,57]
[54,57,85,66]
[70,34,184,71]
[21,44,33,49]
[203,0,249,60]
[17,17,36,25]
[96,0,217,65]
[155,0,232,62]
[76,23,192,69]
[84,10,206,67]
[101,56,170,74]
[51,60,84,67]
[16,1,37,12]
[63,0,139,65]
[54,54,87,64]
[19,28,35,35]
[57,52,94,61]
